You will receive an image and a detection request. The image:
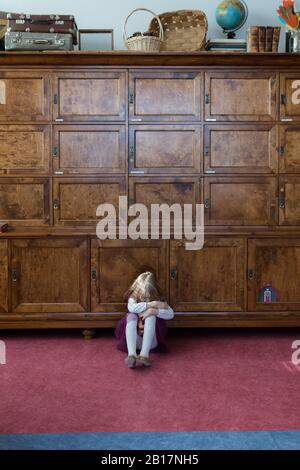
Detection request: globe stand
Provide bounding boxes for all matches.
[226,31,237,39]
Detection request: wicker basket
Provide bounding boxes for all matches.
[149,10,208,52]
[124,8,164,52]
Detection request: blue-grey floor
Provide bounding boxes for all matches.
[0,431,300,450]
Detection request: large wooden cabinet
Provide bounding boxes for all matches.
[1,52,300,330]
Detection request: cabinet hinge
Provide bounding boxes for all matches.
[129,145,135,160]
[278,145,285,157]
[12,270,18,282]
[53,93,58,104]
[204,145,209,156]
[53,199,60,210]
[280,94,286,105]
[129,93,134,104]
[91,270,97,281]
[170,268,178,281]
[53,146,58,157]
[279,187,285,209]
[205,93,210,104]
[248,269,254,281]
[204,198,210,209]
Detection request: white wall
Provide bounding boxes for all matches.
[0,0,285,50]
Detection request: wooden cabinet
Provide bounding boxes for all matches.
[91,239,168,312]
[53,125,126,175]
[53,176,126,227]
[204,177,277,226]
[11,239,88,313]
[280,74,300,121]
[0,240,8,313]
[0,125,50,175]
[279,177,300,225]
[204,125,277,174]
[0,177,50,227]
[53,72,126,122]
[129,125,201,174]
[0,72,50,121]
[279,126,300,173]
[205,72,277,121]
[129,177,201,226]
[129,71,201,121]
[170,238,245,311]
[248,239,300,311]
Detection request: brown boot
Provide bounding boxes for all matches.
[137,355,152,367]
[125,355,136,369]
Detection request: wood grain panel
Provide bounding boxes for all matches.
[0,125,49,174]
[53,125,126,174]
[170,238,245,311]
[91,239,168,312]
[205,72,277,121]
[248,239,300,311]
[129,125,201,174]
[0,240,8,313]
[11,238,88,313]
[0,177,50,226]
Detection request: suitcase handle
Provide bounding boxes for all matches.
[29,19,59,25]
[32,39,52,44]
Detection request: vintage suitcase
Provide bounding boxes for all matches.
[7,13,78,44]
[5,31,74,51]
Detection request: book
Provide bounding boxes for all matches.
[265,27,274,52]
[247,26,259,52]
[272,27,281,52]
[259,26,266,52]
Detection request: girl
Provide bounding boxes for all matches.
[115,271,174,368]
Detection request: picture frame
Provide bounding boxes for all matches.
[78,29,114,51]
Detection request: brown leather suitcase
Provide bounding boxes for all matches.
[7,13,78,44]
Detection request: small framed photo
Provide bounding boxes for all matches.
[79,29,114,51]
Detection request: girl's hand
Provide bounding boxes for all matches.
[148,301,167,309]
[140,307,158,320]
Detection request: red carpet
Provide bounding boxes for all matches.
[1,328,300,434]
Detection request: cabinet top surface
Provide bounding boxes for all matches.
[0,51,299,67]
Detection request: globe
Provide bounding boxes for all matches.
[215,0,248,38]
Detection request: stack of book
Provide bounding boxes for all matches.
[247,26,281,52]
[206,38,247,52]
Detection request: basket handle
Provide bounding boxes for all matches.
[123,8,164,43]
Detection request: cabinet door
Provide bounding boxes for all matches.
[279,126,300,173]
[280,74,300,121]
[53,177,126,226]
[205,72,277,121]
[204,177,277,226]
[279,177,300,225]
[0,125,50,175]
[170,238,245,311]
[0,72,50,121]
[53,72,126,122]
[53,125,126,175]
[129,125,201,174]
[0,177,50,227]
[204,125,277,174]
[129,71,201,121]
[248,239,300,311]
[0,240,8,313]
[11,239,88,313]
[91,239,168,312]
[129,177,201,228]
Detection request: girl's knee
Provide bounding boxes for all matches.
[145,315,156,324]
[127,313,138,324]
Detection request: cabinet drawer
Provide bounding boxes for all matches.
[53,125,126,175]
[129,125,201,174]
[0,125,50,175]
[205,72,277,121]
[248,239,300,311]
[279,177,300,225]
[280,73,300,121]
[53,72,126,122]
[0,177,50,227]
[204,177,277,226]
[53,177,126,226]
[0,240,8,313]
[91,239,168,312]
[279,126,300,173]
[0,72,50,122]
[170,238,245,311]
[204,125,277,174]
[129,71,201,121]
[11,238,88,313]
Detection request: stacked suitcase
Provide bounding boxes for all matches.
[5,13,78,51]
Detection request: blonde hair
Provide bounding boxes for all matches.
[125,271,164,302]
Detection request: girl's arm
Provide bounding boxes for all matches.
[127,297,148,314]
[157,305,174,320]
